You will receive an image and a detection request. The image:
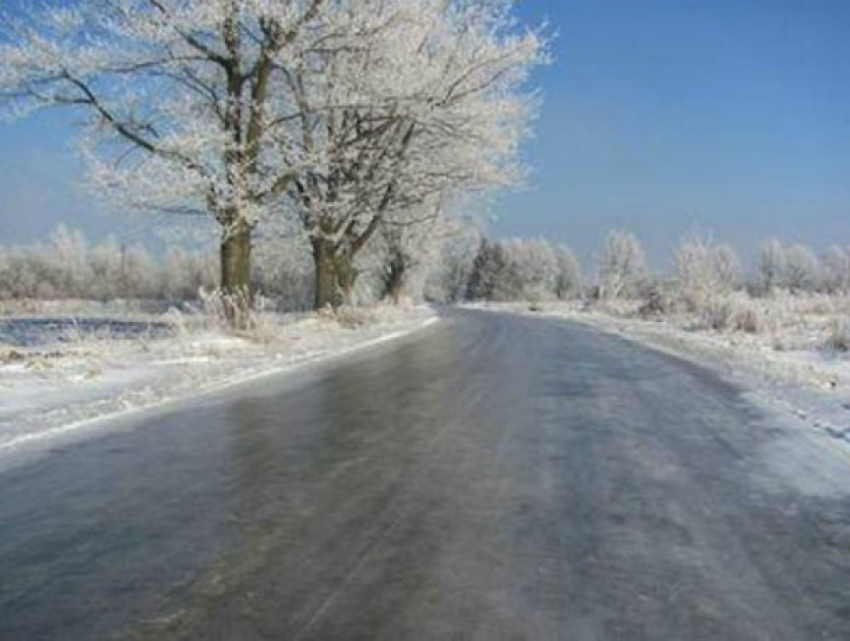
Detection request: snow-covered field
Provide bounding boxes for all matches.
[0,302,438,463]
[472,298,850,446]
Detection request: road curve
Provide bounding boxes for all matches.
[2,310,850,640]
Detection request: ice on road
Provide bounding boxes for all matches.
[2,310,850,640]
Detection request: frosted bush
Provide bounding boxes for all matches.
[698,293,770,334]
[321,305,375,329]
[637,282,679,318]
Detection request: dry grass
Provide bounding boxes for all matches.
[586,288,850,359]
[825,317,850,353]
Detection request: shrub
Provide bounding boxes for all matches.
[698,293,768,334]
[637,283,678,318]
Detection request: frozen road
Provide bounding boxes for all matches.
[2,310,850,640]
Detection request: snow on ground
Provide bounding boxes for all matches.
[471,300,850,447]
[0,303,438,461]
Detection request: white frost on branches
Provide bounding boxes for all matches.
[598,230,648,300]
[0,0,547,306]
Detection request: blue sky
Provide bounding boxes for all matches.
[1,0,849,266]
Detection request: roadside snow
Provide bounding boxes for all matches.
[471,301,850,447]
[0,304,439,460]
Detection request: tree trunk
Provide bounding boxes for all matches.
[220,221,252,324]
[335,254,358,305]
[313,239,336,310]
[312,239,359,310]
[381,252,406,304]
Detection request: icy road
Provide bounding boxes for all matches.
[2,310,850,640]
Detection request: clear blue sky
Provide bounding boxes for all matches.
[1,0,848,267]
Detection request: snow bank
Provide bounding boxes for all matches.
[0,304,439,463]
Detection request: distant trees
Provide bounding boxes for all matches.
[465,237,582,302]
[3,223,846,309]
[0,227,217,301]
[758,238,835,294]
[424,226,482,303]
[466,239,512,301]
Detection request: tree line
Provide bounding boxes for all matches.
[2,227,848,309]
[452,231,850,304]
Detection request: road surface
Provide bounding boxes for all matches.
[2,310,850,640]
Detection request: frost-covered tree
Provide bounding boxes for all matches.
[674,234,740,306]
[466,239,513,301]
[784,244,820,293]
[268,0,546,308]
[47,225,93,297]
[89,236,124,300]
[712,243,740,291]
[501,238,557,300]
[500,238,583,301]
[822,246,850,294]
[460,236,580,302]
[373,201,459,304]
[0,0,329,309]
[553,245,583,300]
[161,246,219,301]
[758,238,787,293]
[598,230,648,299]
[758,239,821,294]
[424,223,481,303]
